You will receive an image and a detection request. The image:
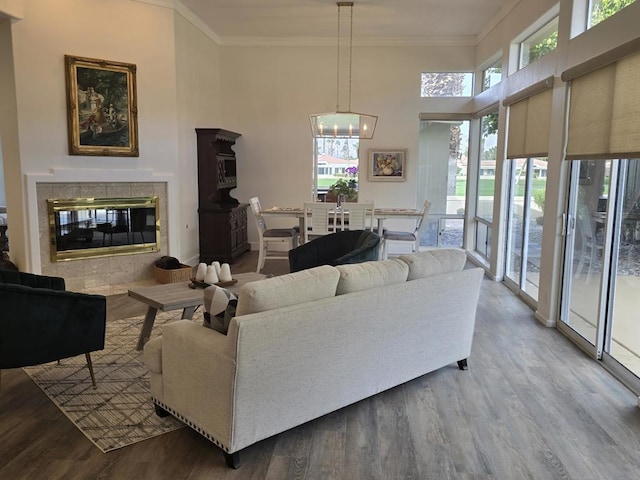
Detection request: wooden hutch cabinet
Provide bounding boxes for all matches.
[196,128,250,263]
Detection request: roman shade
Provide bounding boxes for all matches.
[503,77,554,159]
[563,49,640,160]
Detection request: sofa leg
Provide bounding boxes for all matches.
[223,451,241,469]
[85,353,97,388]
[154,404,171,418]
[457,359,468,370]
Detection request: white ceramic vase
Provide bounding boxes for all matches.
[204,265,219,284]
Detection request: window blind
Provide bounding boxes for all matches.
[565,50,640,159]
[506,87,553,159]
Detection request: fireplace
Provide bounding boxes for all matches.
[36,181,169,291]
[48,196,160,262]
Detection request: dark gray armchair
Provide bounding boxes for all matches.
[0,270,106,388]
[288,229,381,272]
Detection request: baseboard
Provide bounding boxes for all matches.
[535,310,556,327]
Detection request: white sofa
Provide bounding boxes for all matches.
[143,249,484,468]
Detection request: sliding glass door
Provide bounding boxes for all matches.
[561,159,640,386]
[504,157,547,303]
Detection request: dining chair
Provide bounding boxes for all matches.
[342,202,375,231]
[575,204,603,279]
[303,202,339,243]
[249,197,300,273]
[381,200,432,259]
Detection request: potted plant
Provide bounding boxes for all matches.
[327,166,358,204]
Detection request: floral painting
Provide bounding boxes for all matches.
[65,55,139,157]
[368,149,407,182]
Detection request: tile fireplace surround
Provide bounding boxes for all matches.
[36,182,168,292]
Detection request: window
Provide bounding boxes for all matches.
[314,138,359,201]
[588,0,636,28]
[505,157,548,302]
[417,119,470,248]
[482,61,502,91]
[519,16,558,69]
[420,73,473,97]
[477,111,498,222]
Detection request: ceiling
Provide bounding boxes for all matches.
[179,0,519,45]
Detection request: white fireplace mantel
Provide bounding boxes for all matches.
[25,168,177,274]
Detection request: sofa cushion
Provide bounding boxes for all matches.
[398,248,466,280]
[235,265,339,316]
[203,285,238,334]
[335,259,409,295]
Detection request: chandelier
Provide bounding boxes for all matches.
[310,2,377,139]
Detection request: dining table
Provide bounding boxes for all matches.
[260,205,423,234]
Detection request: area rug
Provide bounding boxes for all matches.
[23,310,199,453]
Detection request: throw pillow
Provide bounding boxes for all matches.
[203,285,237,335]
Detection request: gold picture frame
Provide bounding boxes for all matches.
[65,55,139,157]
[368,149,407,182]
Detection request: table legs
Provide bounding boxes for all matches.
[181,306,197,320]
[137,306,158,351]
[136,305,198,351]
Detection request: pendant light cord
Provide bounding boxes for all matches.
[348,3,353,112]
[336,5,341,111]
[335,2,354,113]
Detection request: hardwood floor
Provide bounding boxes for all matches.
[2,252,640,479]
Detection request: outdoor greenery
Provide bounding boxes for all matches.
[420,72,471,97]
[590,0,635,26]
[456,178,547,197]
[528,30,558,64]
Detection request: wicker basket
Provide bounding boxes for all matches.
[154,264,193,284]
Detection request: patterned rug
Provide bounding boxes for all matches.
[23,310,199,452]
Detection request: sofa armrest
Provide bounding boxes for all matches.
[159,320,237,449]
[0,284,106,368]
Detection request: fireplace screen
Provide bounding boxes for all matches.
[48,196,160,261]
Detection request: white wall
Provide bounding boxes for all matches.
[220,44,476,237]
[1,0,220,270]
[174,11,222,264]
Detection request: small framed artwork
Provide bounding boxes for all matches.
[65,55,139,156]
[368,149,407,182]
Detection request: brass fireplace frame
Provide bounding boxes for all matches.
[47,196,160,262]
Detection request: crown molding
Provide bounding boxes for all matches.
[218,35,477,48]
[130,0,221,45]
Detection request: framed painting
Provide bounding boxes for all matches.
[368,149,407,182]
[65,55,139,156]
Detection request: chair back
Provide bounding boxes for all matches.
[304,202,338,243]
[414,200,432,236]
[249,197,268,235]
[577,204,596,245]
[343,202,375,231]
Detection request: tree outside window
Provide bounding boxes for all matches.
[589,0,636,28]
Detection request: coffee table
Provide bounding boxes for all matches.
[129,272,266,350]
